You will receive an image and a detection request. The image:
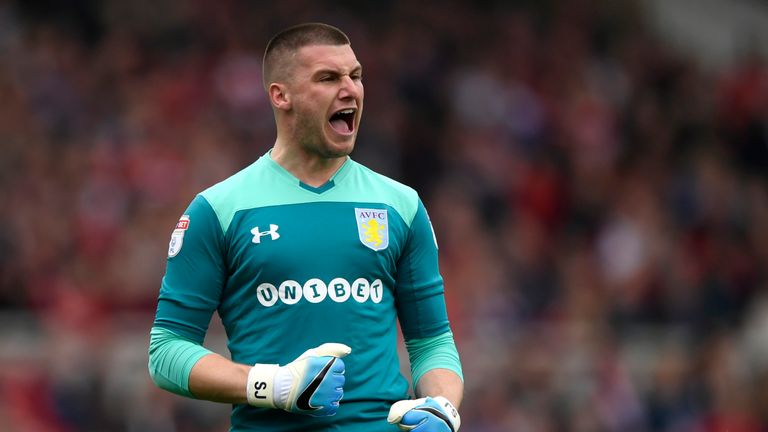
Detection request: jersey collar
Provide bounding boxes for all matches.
[263,150,353,194]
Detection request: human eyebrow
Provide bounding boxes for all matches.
[313,69,341,81]
[313,65,363,81]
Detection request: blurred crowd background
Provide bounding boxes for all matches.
[1,0,768,430]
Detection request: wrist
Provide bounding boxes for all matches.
[245,364,280,407]
[432,396,461,431]
[388,395,461,431]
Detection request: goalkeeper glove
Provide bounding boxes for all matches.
[388,396,461,432]
[245,342,351,417]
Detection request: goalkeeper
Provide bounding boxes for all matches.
[148,22,463,431]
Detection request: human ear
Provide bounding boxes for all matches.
[269,83,291,111]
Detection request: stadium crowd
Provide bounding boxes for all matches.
[1,0,767,430]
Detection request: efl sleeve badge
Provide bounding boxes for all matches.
[168,215,190,258]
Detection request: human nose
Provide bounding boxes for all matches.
[338,75,361,99]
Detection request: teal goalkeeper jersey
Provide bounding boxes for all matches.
[153,151,451,431]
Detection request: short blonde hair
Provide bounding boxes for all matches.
[262,23,350,89]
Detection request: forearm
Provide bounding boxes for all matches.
[188,353,251,404]
[415,368,463,409]
[149,327,349,416]
[148,326,250,403]
[388,367,464,430]
[404,331,463,408]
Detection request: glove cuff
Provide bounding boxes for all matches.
[433,396,461,431]
[246,364,280,407]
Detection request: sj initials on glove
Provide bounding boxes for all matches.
[388,396,461,432]
[246,343,351,417]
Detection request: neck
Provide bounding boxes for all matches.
[271,138,347,187]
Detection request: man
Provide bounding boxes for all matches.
[148,22,463,431]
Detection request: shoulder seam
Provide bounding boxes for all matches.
[198,194,228,236]
[353,162,420,226]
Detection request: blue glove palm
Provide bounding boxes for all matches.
[388,396,461,431]
[246,343,351,417]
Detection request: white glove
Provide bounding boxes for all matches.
[388,396,461,431]
[246,343,351,417]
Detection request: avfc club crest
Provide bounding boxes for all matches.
[168,215,190,258]
[355,208,388,251]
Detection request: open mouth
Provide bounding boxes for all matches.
[329,108,356,135]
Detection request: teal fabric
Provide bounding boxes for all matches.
[405,331,464,389]
[394,200,449,340]
[154,195,226,342]
[148,326,213,397]
[152,151,457,431]
[201,152,419,234]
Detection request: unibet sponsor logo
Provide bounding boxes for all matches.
[255,278,384,307]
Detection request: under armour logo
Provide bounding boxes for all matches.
[251,224,280,244]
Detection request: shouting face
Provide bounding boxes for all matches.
[277,44,364,159]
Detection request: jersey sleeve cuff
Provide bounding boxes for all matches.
[404,331,463,388]
[148,326,213,398]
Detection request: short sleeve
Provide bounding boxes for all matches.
[153,195,227,343]
[395,199,450,340]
